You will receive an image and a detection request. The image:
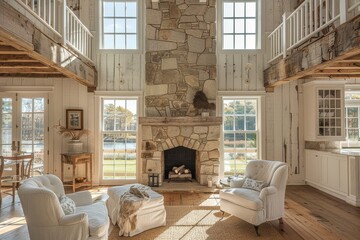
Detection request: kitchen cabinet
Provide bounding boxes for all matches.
[303,81,345,141]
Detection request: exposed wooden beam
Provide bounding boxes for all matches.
[0,1,97,90]
[0,68,58,73]
[264,16,360,89]
[313,69,360,74]
[0,73,65,78]
[324,62,360,69]
[0,62,49,68]
[0,54,38,62]
[0,45,27,54]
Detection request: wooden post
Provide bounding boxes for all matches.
[60,0,67,45]
[282,12,289,59]
[339,0,349,24]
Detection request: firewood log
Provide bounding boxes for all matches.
[172,166,177,171]
[177,168,185,175]
[174,165,185,174]
[184,169,190,174]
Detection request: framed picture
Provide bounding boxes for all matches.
[66,109,83,130]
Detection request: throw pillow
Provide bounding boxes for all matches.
[59,195,76,215]
[242,178,264,191]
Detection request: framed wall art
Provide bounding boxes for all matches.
[66,109,83,130]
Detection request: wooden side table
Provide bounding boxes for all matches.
[61,152,92,192]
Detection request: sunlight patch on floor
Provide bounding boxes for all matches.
[0,217,26,235]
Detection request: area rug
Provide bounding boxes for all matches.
[108,206,285,240]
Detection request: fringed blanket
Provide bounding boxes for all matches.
[117,184,150,236]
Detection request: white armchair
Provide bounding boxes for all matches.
[220,160,288,236]
[18,174,109,240]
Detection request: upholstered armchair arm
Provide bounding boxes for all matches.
[259,186,277,200]
[59,213,88,226]
[66,191,93,206]
[229,177,245,188]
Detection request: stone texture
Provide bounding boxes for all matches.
[183,5,207,15]
[159,30,186,42]
[204,7,216,22]
[194,126,208,134]
[154,70,182,84]
[197,54,216,65]
[199,69,209,80]
[185,75,199,87]
[145,84,168,96]
[186,29,203,38]
[146,25,157,40]
[208,149,220,159]
[169,3,181,19]
[204,141,218,151]
[147,40,177,51]
[142,126,153,140]
[179,15,197,23]
[203,80,216,99]
[168,126,181,138]
[187,52,198,64]
[188,36,205,53]
[147,9,162,25]
[181,126,193,137]
[161,19,178,29]
[207,126,220,140]
[161,58,178,70]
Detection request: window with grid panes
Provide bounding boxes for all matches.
[101,98,138,180]
[223,98,259,177]
[222,0,258,50]
[345,92,360,142]
[101,0,138,49]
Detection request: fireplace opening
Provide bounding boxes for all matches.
[164,146,196,181]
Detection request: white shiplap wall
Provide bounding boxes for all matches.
[95,53,145,91]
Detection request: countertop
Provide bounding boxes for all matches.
[307,148,360,156]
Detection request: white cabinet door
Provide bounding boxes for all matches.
[327,156,340,190]
[305,150,321,184]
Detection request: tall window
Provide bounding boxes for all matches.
[101,0,138,49]
[344,92,360,142]
[222,0,258,50]
[102,98,138,180]
[223,98,259,176]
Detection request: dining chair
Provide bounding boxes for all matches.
[1,153,34,204]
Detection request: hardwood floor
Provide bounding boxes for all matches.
[0,185,359,240]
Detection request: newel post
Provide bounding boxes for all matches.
[339,0,349,24]
[60,0,67,45]
[282,12,290,59]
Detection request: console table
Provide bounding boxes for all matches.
[61,152,92,192]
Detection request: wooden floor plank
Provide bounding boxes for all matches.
[1,185,360,240]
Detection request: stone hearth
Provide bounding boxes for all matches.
[139,116,222,186]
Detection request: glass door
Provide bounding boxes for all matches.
[0,93,48,175]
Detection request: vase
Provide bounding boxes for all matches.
[67,140,83,153]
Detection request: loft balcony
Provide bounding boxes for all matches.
[0,0,96,90]
[264,0,360,90]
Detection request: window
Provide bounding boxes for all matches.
[0,93,48,175]
[223,98,259,176]
[101,98,138,180]
[344,92,360,142]
[222,0,258,50]
[101,0,138,49]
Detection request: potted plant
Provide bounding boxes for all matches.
[54,124,89,153]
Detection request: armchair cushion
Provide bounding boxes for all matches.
[76,201,109,238]
[242,178,265,191]
[67,190,93,206]
[220,188,263,211]
[59,194,76,215]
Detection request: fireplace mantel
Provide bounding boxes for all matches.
[139,117,222,126]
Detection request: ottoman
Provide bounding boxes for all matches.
[107,184,166,236]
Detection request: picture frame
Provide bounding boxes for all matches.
[66,109,83,130]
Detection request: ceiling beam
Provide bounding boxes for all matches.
[0,45,27,54]
[0,54,38,62]
[0,67,58,73]
[0,73,65,78]
[0,62,49,68]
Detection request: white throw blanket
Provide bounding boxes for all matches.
[117,184,150,236]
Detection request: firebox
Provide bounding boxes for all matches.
[164,146,196,180]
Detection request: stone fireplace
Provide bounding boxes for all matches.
[139,117,222,185]
[141,0,220,186]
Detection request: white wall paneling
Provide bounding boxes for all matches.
[217,53,265,92]
[96,53,144,91]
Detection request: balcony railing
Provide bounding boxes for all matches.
[15,0,93,62]
[267,0,360,64]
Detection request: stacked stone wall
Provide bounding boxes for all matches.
[145,0,216,117]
